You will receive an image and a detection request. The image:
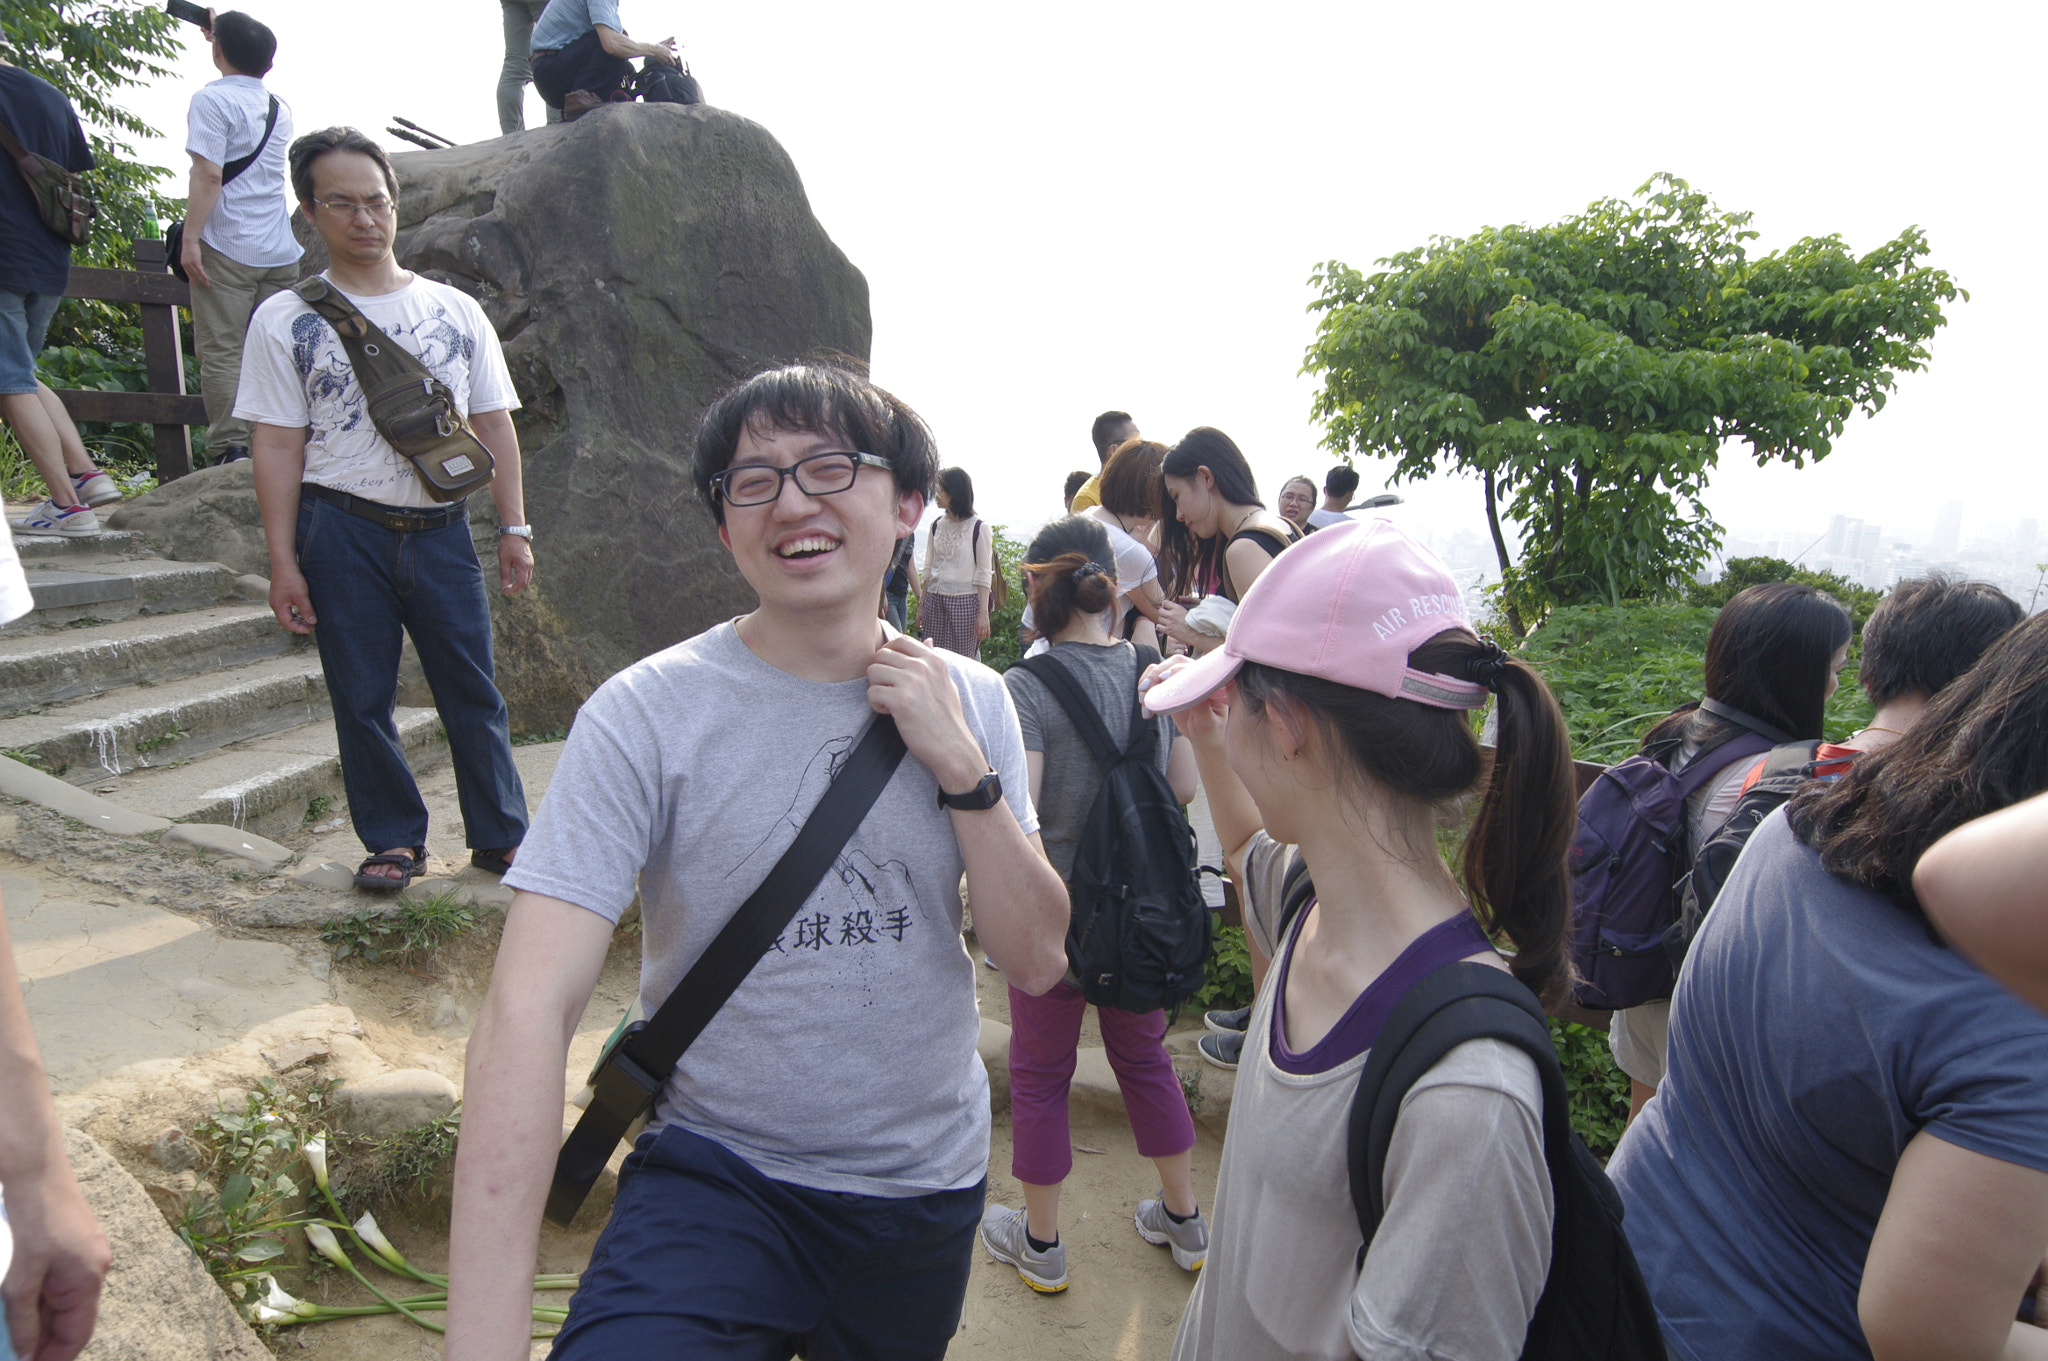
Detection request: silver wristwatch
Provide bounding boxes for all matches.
[498,525,533,542]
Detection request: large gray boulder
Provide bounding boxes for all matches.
[64,1127,270,1360]
[119,103,871,732]
[106,462,267,577]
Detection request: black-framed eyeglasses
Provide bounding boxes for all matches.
[712,451,894,507]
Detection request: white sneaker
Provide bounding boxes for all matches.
[11,500,101,536]
[71,470,123,506]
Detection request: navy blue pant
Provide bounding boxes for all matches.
[531,28,632,106]
[295,494,527,856]
[549,1126,985,1360]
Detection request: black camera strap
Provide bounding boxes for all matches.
[545,714,909,1225]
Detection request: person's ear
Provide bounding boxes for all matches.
[898,489,925,538]
[717,520,732,553]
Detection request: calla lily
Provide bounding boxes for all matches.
[303,1136,330,1195]
[251,1304,298,1325]
[260,1275,315,1317]
[304,1221,352,1270]
[353,1212,407,1272]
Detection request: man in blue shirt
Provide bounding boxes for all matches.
[0,52,116,538]
[527,0,680,119]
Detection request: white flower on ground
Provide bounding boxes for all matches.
[304,1221,351,1270]
[353,1212,406,1270]
[303,1136,329,1194]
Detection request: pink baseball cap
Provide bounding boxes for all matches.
[1141,517,1489,717]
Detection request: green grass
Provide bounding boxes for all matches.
[320,892,480,965]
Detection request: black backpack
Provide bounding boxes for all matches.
[1349,961,1668,1361]
[1669,739,1830,967]
[1012,649,1209,1013]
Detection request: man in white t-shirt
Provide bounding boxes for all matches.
[1305,463,1359,530]
[182,11,300,465]
[237,128,534,894]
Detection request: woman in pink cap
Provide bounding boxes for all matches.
[1144,518,1581,1361]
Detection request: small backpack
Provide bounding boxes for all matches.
[1565,718,1777,1011]
[1012,648,1209,1013]
[1670,738,1848,965]
[1349,962,1668,1361]
[0,113,95,246]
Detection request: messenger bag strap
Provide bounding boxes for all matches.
[0,113,30,167]
[291,275,436,389]
[545,714,909,1226]
[221,94,280,186]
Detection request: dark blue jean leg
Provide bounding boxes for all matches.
[806,1180,983,1361]
[296,500,428,854]
[396,519,528,851]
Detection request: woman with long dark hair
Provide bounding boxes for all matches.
[1154,427,1298,655]
[1610,612,2048,1361]
[1147,519,1578,1359]
[1608,582,1851,1113]
[919,466,992,659]
[979,516,1205,1293]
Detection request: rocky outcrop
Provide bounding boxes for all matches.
[106,462,267,577]
[119,103,872,733]
[65,1127,270,1360]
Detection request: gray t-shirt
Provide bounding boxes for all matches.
[1173,833,1552,1361]
[504,621,1038,1197]
[1003,641,1172,881]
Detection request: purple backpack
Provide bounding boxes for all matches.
[1566,725,1776,1010]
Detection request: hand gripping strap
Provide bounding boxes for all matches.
[544,715,908,1226]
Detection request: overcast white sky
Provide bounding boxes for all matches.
[117,0,2044,559]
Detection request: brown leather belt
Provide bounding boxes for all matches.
[301,482,466,532]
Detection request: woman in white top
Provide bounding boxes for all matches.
[919,466,993,660]
[1141,519,1576,1361]
[1077,437,1172,651]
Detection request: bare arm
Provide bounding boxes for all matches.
[594,23,678,64]
[1222,537,1279,602]
[1166,733,1198,806]
[0,890,110,1361]
[446,893,614,1361]
[182,154,223,288]
[469,409,533,596]
[1917,791,2048,1015]
[1130,576,1167,625]
[867,637,1069,993]
[251,423,315,634]
[1860,1130,2048,1361]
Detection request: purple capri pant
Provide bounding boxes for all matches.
[1006,981,1197,1186]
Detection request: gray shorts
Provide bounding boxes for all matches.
[1608,999,1671,1087]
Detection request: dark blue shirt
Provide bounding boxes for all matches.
[1609,812,2048,1360]
[0,65,93,296]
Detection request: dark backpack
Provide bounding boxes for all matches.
[1012,648,1209,1013]
[634,61,704,106]
[1350,961,1668,1361]
[1670,739,1839,965]
[1565,719,1777,1011]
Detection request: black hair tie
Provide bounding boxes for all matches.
[1074,561,1112,582]
[1463,638,1511,690]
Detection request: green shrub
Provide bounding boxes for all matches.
[1192,920,1253,1012]
[1550,1020,1631,1159]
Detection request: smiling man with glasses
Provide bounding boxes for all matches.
[234,127,534,897]
[447,361,1071,1360]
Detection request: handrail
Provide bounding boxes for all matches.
[58,238,202,484]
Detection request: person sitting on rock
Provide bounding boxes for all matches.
[526,0,681,121]
[236,127,534,895]
[446,359,1070,1359]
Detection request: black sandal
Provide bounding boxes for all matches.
[470,847,516,877]
[354,847,425,893]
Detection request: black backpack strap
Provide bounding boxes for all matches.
[1695,697,1796,746]
[1348,962,1565,1270]
[1013,652,1123,768]
[546,715,908,1225]
[1277,850,1314,940]
[221,94,279,186]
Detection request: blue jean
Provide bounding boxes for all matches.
[0,289,60,394]
[549,1125,984,1360]
[884,588,908,632]
[295,494,527,855]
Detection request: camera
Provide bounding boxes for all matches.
[165,0,212,29]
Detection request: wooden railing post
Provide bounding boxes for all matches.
[130,238,193,485]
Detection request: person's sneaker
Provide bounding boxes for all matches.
[1198,1030,1242,1070]
[562,89,607,121]
[1134,1194,1209,1272]
[979,1204,1068,1292]
[71,469,122,506]
[10,500,100,537]
[1204,1005,1251,1035]
[214,445,250,464]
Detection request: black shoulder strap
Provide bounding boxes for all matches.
[546,715,908,1225]
[1014,652,1124,768]
[1348,962,1566,1269]
[221,94,279,186]
[1278,850,1314,938]
[1696,697,1796,746]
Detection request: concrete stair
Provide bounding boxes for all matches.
[3,512,449,840]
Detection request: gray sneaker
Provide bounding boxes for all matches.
[1134,1193,1208,1272]
[980,1203,1068,1292]
[1198,1030,1243,1070]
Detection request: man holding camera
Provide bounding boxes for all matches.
[526,0,683,119]
[181,9,299,465]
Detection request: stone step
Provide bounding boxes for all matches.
[87,706,449,841]
[0,653,331,787]
[11,530,146,561]
[0,605,302,716]
[7,559,238,633]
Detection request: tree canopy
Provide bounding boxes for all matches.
[1303,175,1961,633]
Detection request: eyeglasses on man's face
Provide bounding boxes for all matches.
[309,195,396,221]
[713,451,895,508]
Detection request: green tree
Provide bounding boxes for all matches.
[1303,175,1961,634]
[2,0,190,345]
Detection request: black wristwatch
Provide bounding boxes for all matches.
[937,769,1003,811]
